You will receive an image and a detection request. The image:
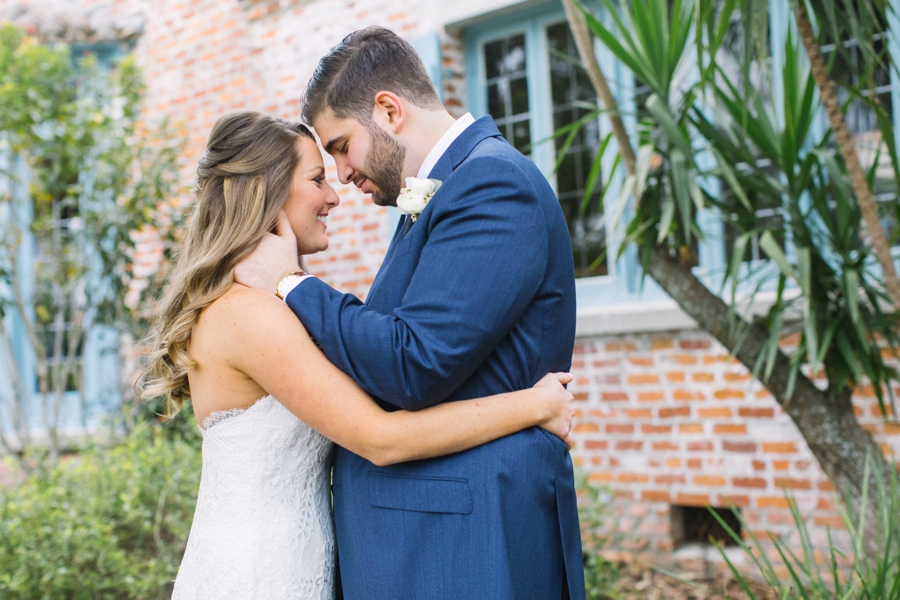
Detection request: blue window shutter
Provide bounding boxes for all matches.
[410,33,443,101]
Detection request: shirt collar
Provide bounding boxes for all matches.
[416,112,476,179]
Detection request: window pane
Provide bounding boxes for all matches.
[546,21,607,277]
[487,83,506,119]
[485,40,503,80]
[504,35,527,75]
[512,119,531,153]
[510,76,530,115]
[483,33,531,156]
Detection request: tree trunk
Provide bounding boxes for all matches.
[562,0,891,544]
[794,0,900,310]
[561,0,635,174]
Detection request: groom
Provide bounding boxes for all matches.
[236,26,584,599]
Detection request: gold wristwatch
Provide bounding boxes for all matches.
[275,270,309,300]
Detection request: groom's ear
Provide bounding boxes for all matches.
[373,91,406,134]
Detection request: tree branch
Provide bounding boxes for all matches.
[794,0,900,309]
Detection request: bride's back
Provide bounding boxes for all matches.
[187,284,276,425]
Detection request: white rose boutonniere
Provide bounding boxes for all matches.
[397,177,442,223]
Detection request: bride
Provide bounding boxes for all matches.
[139,111,576,599]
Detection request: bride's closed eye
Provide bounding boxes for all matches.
[313,176,325,184]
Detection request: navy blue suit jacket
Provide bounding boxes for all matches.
[286,117,584,599]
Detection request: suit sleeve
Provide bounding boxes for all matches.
[285,156,548,410]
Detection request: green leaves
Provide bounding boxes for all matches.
[0,423,200,599]
[576,0,694,101]
[571,0,900,408]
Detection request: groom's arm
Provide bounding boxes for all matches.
[285,156,547,410]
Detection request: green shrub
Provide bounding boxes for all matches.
[578,473,621,599]
[0,421,200,599]
[713,453,900,599]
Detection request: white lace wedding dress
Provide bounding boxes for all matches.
[171,395,335,599]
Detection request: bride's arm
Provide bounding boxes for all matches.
[221,288,575,466]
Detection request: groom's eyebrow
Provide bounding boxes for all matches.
[323,136,344,155]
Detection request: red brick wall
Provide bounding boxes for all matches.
[571,329,899,568]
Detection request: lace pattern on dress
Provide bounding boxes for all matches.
[198,396,268,431]
[200,407,248,431]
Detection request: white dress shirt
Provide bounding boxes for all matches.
[416,112,476,179]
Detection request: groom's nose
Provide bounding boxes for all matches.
[335,159,353,185]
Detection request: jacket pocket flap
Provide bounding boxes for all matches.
[368,472,473,515]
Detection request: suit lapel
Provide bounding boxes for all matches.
[366,214,407,304]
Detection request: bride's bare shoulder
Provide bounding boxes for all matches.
[197,284,299,336]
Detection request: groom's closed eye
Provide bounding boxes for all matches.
[324,137,347,156]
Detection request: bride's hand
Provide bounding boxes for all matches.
[532,372,576,450]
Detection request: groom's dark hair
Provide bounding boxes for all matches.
[302,26,444,125]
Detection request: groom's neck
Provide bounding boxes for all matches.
[401,108,458,178]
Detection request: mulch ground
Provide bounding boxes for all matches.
[611,565,779,600]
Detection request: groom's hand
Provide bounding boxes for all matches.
[234,211,302,293]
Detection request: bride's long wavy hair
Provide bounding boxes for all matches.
[139,111,314,417]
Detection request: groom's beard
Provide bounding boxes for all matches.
[363,124,406,207]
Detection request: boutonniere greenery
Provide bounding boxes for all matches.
[397,177,442,223]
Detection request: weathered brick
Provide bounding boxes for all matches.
[627,374,660,385]
[641,424,673,434]
[641,490,672,502]
[680,424,704,434]
[687,440,714,451]
[679,339,712,350]
[722,441,757,453]
[669,355,698,365]
[698,407,733,419]
[624,408,653,419]
[757,496,791,508]
[673,389,706,401]
[774,477,811,490]
[656,474,686,485]
[675,493,710,506]
[659,406,690,419]
[606,423,635,434]
[713,424,747,435]
[652,338,675,350]
[763,442,798,454]
[693,475,726,487]
[733,477,767,489]
[720,494,751,507]
[713,389,746,400]
[637,391,666,402]
[738,407,775,418]
[617,472,650,483]
[602,391,629,402]
[615,440,643,451]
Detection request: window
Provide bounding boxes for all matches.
[464,0,899,316]
[546,22,607,277]
[473,15,610,279]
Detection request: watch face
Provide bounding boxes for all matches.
[278,275,302,298]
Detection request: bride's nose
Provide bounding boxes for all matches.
[325,182,340,208]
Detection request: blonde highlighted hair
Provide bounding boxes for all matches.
[139,111,314,416]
